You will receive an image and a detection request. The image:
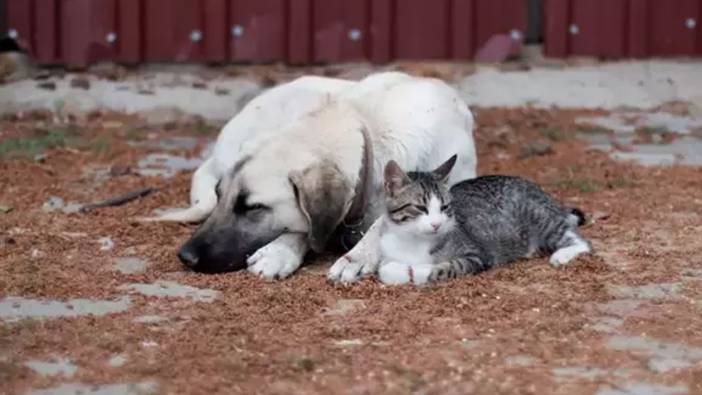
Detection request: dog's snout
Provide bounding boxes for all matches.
[177,245,200,268]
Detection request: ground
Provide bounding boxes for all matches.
[1,96,702,394]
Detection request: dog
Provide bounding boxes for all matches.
[143,71,477,280]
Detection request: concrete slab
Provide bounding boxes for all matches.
[113,257,148,275]
[0,296,131,321]
[118,281,219,303]
[24,358,77,377]
[606,335,702,373]
[597,382,688,395]
[607,283,681,300]
[27,381,157,395]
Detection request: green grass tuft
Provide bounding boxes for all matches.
[0,131,67,158]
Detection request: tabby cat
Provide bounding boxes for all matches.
[378,155,591,285]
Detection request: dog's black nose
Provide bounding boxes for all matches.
[177,247,199,268]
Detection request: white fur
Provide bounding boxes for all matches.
[549,230,591,267]
[378,261,411,285]
[246,233,307,280]
[375,195,452,286]
[144,72,477,279]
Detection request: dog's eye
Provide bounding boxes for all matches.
[414,205,428,213]
[246,203,268,212]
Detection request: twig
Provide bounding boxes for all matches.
[80,187,159,213]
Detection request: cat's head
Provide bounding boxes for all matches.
[383,155,457,237]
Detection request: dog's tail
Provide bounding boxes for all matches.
[566,207,587,227]
[136,158,218,223]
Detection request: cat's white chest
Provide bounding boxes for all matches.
[379,231,434,267]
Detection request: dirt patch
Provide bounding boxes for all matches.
[1,108,701,394]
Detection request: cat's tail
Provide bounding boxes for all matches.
[566,207,587,227]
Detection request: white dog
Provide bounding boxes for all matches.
[145,72,477,281]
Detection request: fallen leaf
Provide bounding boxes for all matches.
[0,205,12,213]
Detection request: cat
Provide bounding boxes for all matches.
[377,155,591,285]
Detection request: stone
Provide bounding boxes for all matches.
[118,281,219,303]
[25,357,77,377]
[0,296,131,321]
[107,354,128,368]
[606,335,702,373]
[597,382,687,395]
[27,381,157,395]
[333,339,363,348]
[98,237,115,251]
[113,257,148,275]
[505,355,537,367]
[607,283,681,300]
[322,299,366,316]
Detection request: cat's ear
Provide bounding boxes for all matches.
[432,154,457,182]
[384,160,410,195]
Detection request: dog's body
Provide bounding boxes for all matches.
[150,72,477,280]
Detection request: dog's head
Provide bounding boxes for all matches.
[177,152,355,273]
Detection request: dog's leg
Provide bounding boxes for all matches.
[246,233,308,280]
[137,157,219,223]
[328,217,383,284]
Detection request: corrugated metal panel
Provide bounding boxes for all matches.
[230,0,287,62]
[544,0,702,58]
[5,0,531,66]
[475,0,527,47]
[5,0,33,52]
[61,0,117,68]
[144,0,205,61]
[313,0,369,62]
[569,0,627,58]
[35,0,59,64]
[116,0,142,64]
[288,0,311,64]
[646,0,699,55]
[395,0,451,59]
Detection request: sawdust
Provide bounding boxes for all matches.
[1,108,701,394]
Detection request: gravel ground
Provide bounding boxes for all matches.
[0,106,701,395]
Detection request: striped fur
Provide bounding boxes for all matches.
[378,157,592,285]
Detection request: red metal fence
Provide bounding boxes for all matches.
[543,0,702,58]
[5,0,527,67]
[4,0,702,67]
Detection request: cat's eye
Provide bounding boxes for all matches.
[414,205,428,213]
[441,204,451,211]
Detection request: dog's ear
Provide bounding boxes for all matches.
[384,160,410,197]
[289,163,353,253]
[431,154,457,182]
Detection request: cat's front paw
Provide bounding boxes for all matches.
[411,264,433,285]
[378,261,412,285]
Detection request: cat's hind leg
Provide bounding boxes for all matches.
[549,230,591,267]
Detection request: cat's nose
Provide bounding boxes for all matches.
[430,222,441,231]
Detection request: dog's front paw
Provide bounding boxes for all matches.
[328,255,366,284]
[378,261,412,285]
[247,243,302,280]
